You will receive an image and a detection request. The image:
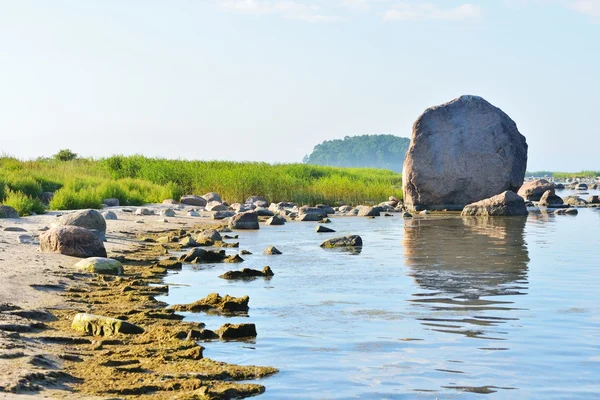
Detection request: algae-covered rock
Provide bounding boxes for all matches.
[196,229,223,243]
[263,246,282,255]
[180,248,228,263]
[320,235,363,248]
[219,266,274,280]
[72,313,144,336]
[217,323,257,340]
[74,257,124,275]
[179,236,198,248]
[170,293,249,314]
[40,226,107,258]
[157,259,182,270]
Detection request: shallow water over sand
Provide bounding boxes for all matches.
[159,196,600,399]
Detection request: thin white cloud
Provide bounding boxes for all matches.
[566,0,600,17]
[216,0,345,22]
[383,3,483,21]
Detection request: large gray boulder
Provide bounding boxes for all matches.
[229,211,259,230]
[202,192,222,203]
[180,195,206,207]
[461,191,528,216]
[403,95,528,211]
[40,226,107,258]
[518,179,555,201]
[57,209,107,240]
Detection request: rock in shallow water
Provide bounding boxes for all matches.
[219,266,274,280]
[217,323,257,340]
[403,95,528,211]
[518,179,555,201]
[461,191,528,216]
[263,246,282,255]
[320,235,363,248]
[229,211,259,230]
[170,293,249,314]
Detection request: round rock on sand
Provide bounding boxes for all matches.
[403,95,528,211]
[39,226,107,258]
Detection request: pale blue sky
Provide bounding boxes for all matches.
[0,0,598,171]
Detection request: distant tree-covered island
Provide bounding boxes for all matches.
[303,134,410,172]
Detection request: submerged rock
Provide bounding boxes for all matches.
[40,226,107,258]
[217,323,257,340]
[57,209,107,240]
[320,235,363,248]
[72,313,144,336]
[315,225,336,233]
[461,191,528,216]
[74,257,124,275]
[403,95,528,211]
[180,248,228,263]
[170,293,249,314]
[263,246,282,255]
[219,266,274,280]
[157,259,183,270]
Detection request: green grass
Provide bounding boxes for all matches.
[0,155,403,211]
[2,190,46,216]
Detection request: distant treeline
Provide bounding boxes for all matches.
[304,134,410,172]
[0,154,403,216]
[526,171,600,179]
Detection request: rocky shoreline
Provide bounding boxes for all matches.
[0,210,280,399]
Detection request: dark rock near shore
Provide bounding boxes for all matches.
[315,225,336,233]
[103,198,120,207]
[179,248,241,263]
[298,206,326,221]
[217,323,257,340]
[461,191,528,216]
[219,266,274,280]
[403,95,528,211]
[229,211,259,230]
[40,226,107,258]
[564,196,588,207]
[321,235,363,248]
[170,293,249,314]
[157,259,183,270]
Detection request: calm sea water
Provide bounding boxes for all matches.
[158,190,600,399]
